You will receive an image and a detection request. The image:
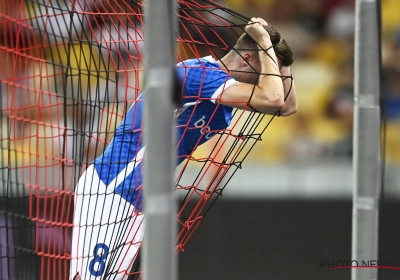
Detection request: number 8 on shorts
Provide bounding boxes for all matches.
[89,243,109,276]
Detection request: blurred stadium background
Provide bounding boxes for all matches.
[1,0,400,279]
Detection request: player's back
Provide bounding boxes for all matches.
[93,56,236,207]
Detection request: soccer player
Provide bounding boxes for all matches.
[70,17,297,279]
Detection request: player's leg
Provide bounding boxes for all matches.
[70,165,145,280]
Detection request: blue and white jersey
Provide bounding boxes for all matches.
[94,56,236,209]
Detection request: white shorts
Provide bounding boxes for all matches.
[69,165,144,279]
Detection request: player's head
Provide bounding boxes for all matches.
[223,25,292,84]
[226,25,281,84]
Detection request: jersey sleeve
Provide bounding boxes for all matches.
[182,62,236,103]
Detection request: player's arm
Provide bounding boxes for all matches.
[279,65,297,116]
[218,18,285,115]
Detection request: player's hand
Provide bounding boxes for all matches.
[245,17,271,43]
[257,17,268,26]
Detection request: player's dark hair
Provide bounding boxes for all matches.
[274,39,293,66]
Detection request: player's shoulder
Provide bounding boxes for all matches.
[176,56,220,70]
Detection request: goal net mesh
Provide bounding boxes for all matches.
[0,0,292,279]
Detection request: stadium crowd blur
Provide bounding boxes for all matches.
[1,0,400,168]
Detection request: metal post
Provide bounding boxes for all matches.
[352,1,382,280]
[143,0,177,280]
